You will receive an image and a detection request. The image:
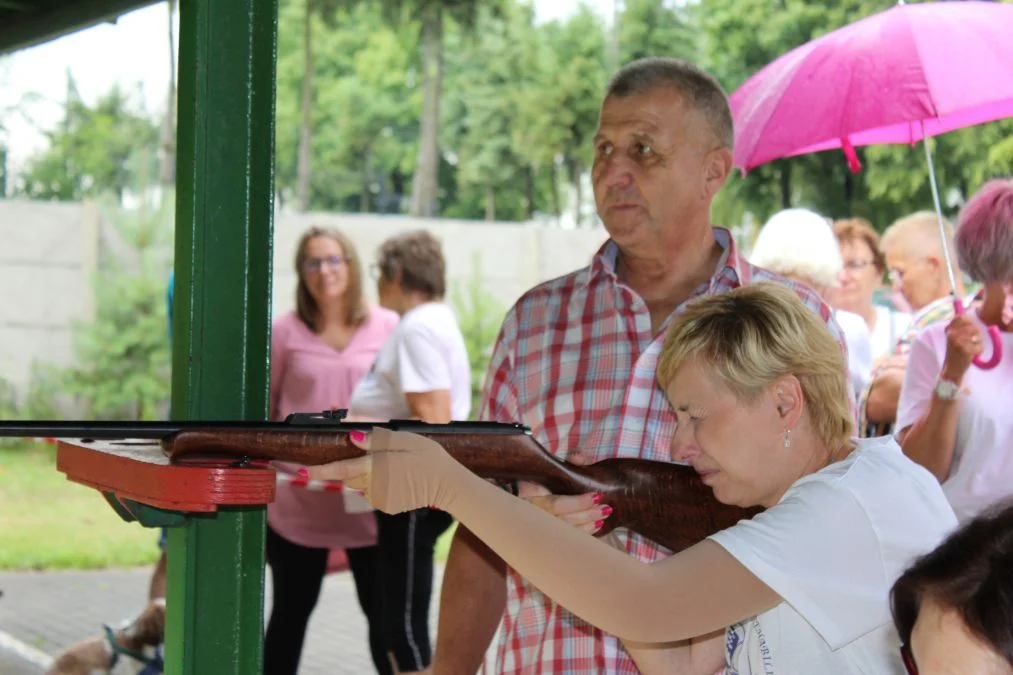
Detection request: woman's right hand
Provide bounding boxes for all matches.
[517,451,614,535]
[518,483,612,535]
[942,315,984,382]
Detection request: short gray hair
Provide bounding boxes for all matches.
[956,178,1013,284]
[604,57,734,150]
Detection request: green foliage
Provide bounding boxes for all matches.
[14,77,160,203]
[13,0,1012,226]
[61,196,173,420]
[450,255,507,417]
[0,443,161,570]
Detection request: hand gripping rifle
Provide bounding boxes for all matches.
[1,410,757,553]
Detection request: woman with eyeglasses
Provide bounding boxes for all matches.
[311,282,955,675]
[891,500,1013,675]
[833,218,913,362]
[264,226,399,675]
[346,229,471,675]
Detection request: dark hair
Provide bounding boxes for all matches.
[294,226,368,330]
[833,217,887,275]
[604,56,734,150]
[891,500,1013,666]
[377,230,446,299]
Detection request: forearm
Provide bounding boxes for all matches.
[623,630,724,675]
[434,527,506,675]
[899,395,961,482]
[440,475,741,643]
[865,368,904,423]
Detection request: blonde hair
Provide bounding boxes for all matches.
[294,226,369,330]
[881,211,956,264]
[657,282,853,449]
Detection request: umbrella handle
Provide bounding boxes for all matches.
[953,298,1003,370]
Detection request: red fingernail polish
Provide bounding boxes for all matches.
[601,505,613,517]
[349,430,367,443]
[296,468,309,478]
[591,493,602,505]
[594,520,604,529]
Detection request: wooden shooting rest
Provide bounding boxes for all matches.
[56,439,276,516]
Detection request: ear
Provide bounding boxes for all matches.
[703,147,733,199]
[771,375,805,430]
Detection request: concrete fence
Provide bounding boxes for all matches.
[0,200,609,400]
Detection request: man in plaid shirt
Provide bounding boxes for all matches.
[432,57,848,675]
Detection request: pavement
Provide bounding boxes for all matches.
[0,563,485,675]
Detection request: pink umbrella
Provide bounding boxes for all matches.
[730,0,1012,368]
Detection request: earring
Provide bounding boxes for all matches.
[783,428,792,449]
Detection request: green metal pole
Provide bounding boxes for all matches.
[166,0,277,673]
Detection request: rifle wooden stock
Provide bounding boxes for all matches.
[167,428,759,553]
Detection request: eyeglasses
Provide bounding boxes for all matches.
[843,260,876,272]
[302,255,346,273]
[888,267,906,284]
[900,644,918,675]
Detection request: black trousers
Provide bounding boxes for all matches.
[376,508,455,673]
[263,523,392,675]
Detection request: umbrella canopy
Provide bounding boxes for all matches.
[730,0,1013,173]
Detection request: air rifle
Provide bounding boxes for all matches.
[1,410,757,553]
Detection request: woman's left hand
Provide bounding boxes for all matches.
[305,428,465,514]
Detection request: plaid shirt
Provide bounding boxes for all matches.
[478,228,847,675]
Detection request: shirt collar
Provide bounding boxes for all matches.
[584,226,746,289]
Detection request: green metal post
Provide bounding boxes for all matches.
[166,0,277,673]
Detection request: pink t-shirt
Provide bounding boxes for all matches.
[266,305,399,549]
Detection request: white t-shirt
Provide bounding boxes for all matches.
[349,302,472,421]
[895,313,1013,523]
[836,309,874,398]
[870,305,912,361]
[709,436,956,675]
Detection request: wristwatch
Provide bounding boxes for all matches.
[935,378,962,401]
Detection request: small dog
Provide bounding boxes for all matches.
[44,598,165,675]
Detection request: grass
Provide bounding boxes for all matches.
[0,441,161,570]
[0,439,458,570]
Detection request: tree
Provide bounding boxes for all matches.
[159,0,177,187]
[63,196,174,420]
[369,0,505,217]
[618,0,698,65]
[15,75,160,203]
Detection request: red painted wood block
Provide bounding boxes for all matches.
[56,438,276,512]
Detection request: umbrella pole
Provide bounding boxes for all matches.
[921,121,960,294]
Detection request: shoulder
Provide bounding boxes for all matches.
[366,305,400,333]
[744,264,835,324]
[835,310,871,338]
[272,311,305,339]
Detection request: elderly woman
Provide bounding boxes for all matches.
[750,208,874,397]
[833,218,912,361]
[346,229,471,675]
[897,179,1013,524]
[891,500,1013,674]
[312,282,955,674]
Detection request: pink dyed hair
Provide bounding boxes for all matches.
[956,178,1013,284]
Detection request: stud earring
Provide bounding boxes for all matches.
[783,428,792,449]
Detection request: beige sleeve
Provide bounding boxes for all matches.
[368,430,780,643]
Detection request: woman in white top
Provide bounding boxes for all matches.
[347,229,471,675]
[750,208,874,398]
[833,218,912,361]
[312,282,956,675]
[897,178,1013,525]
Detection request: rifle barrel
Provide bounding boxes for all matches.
[0,411,532,441]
